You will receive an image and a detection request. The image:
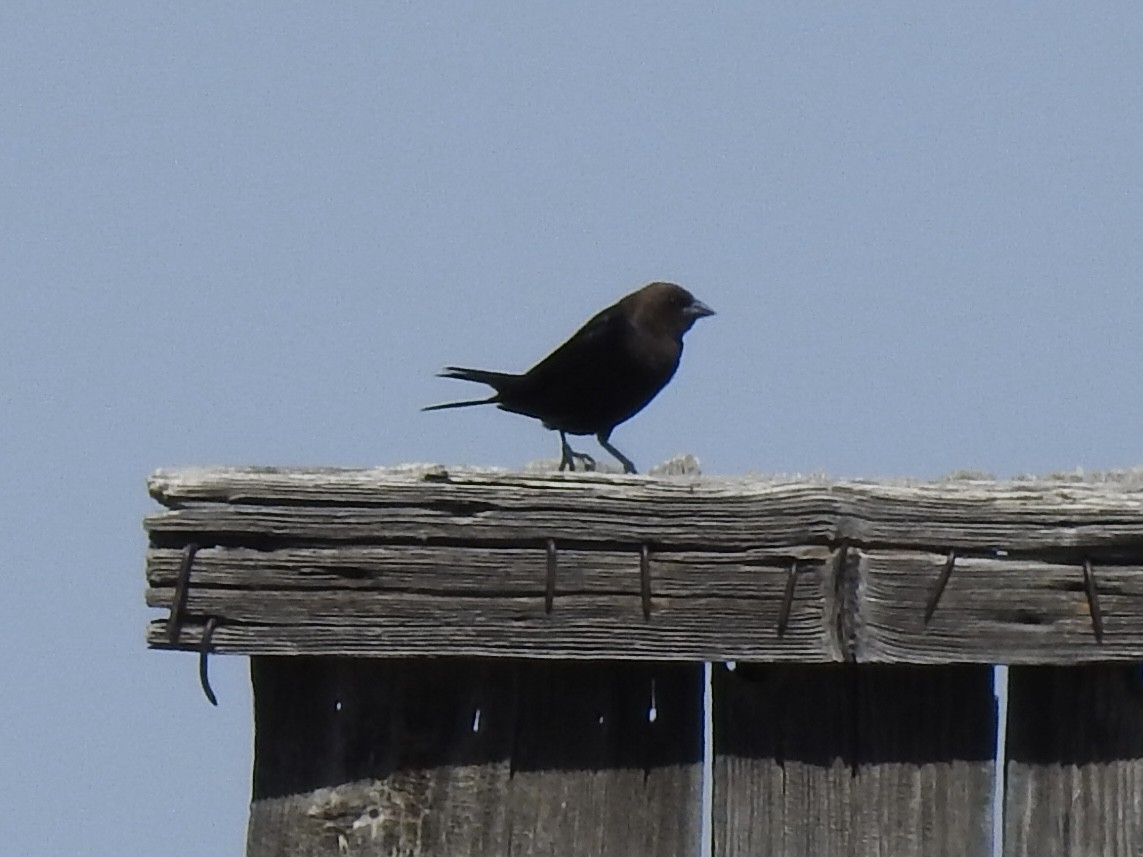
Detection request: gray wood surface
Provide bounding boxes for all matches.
[144,466,1143,661]
[140,468,1143,856]
[712,663,997,857]
[860,550,1143,662]
[1004,665,1143,857]
[147,465,1143,551]
[147,543,836,660]
[245,657,703,857]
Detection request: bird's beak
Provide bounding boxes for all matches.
[687,300,716,319]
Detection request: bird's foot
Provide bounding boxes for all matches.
[559,450,596,472]
[596,434,637,474]
[571,451,596,472]
[558,431,597,472]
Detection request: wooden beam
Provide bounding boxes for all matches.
[245,657,703,857]
[147,465,1143,553]
[1003,665,1143,857]
[144,466,1143,663]
[712,663,997,857]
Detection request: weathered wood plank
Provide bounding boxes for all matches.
[149,465,1143,515]
[145,569,835,661]
[1003,665,1143,857]
[145,544,1143,662]
[246,657,703,857]
[143,466,1143,662]
[147,466,1143,553]
[504,660,703,856]
[149,618,829,660]
[246,656,516,857]
[144,504,1143,555]
[149,588,793,628]
[144,499,1143,553]
[144,504,837,549]
[712,663,996,857]
[146,545,831,595]
[860,550,1143,663]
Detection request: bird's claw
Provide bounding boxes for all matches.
[572,452,596,472]
[559,450,596,472]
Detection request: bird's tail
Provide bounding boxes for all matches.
[422,396,497,412]
[437,366,519,388]
[421,366,519,412]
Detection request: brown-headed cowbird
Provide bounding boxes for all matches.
[423,281,714,473]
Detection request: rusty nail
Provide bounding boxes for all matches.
[168,543,199,644]
[778,560,799,637]
[1082,558,1105,643]
[199,617,219,706]
[923,550,957,625]
[640,544,652,620]
[545,539,557,614]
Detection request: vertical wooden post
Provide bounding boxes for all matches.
[1004,665,1143,857]
[246,657,704,857]
[712,663,997,857]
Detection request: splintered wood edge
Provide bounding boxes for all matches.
[147,463,1143,509]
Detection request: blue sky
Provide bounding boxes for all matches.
[3,5,1141,854]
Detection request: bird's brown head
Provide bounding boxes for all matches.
[626,282,716,339]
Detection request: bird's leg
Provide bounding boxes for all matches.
[558,432,572,470]
[596,430,637,474]
[558,431,596,472]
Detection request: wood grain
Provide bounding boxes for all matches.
[245,657,703,857]
[1004,665,1143,857]
[143,466,1143,661]
[712,663,996,857]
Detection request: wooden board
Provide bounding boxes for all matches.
[1004,665,1143,857]
[144,466,1143,662]
[245,658,703,857]
[712,663,997,857]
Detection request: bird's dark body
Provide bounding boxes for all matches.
[459,304,678,435]
[424,282,713,473]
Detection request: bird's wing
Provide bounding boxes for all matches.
[522,302,630,385]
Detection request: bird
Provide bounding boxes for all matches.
[423,281,714,473]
